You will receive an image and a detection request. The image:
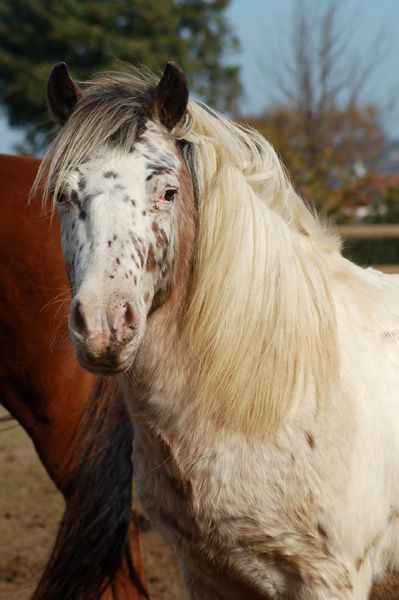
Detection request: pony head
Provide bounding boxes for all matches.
[44,62,191,375]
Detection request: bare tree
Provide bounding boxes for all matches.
[253,0,390,212]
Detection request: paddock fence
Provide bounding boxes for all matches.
[336,224,399,274]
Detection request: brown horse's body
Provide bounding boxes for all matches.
[0,153,146,599]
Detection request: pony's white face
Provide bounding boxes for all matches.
[47,62,190,374]
[57,130,180,373]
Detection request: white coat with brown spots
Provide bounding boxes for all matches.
[41,61,399,599]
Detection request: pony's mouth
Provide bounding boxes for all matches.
[75,347,134,376]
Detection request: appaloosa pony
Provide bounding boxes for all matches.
[0,153,147,600]
[36,61,399,599]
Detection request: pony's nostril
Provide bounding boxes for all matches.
[123,302,137,330]
[71,301,87,337]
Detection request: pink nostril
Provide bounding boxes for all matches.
[70,299,112,355]
[71,301,88,338]
[123,302,138,331]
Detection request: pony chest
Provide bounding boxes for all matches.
[135,429,365,596]
[136,445,337,598]
[136,434,288,557]
[135,433,254,541]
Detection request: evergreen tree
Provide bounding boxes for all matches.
[0,0,241,152]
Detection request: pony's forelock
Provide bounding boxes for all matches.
[32,68,158,207]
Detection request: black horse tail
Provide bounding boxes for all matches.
[31,377,149,600]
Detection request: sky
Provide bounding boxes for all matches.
[1,0,398,154]
[226,0,399,129]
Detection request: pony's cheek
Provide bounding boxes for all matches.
[154,200,173,212]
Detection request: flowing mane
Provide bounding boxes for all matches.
[35,68,341,436]
[178,103,340,435]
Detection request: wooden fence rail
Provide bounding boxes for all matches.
[335,224,399,273]
[336,225,399,239]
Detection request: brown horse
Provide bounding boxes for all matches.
[0,153,147,599]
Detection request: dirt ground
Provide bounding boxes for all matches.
[0,409,186,600]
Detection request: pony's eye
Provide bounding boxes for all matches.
[163,188,178,202]
[55,192,67,204]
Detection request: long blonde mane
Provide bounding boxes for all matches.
[35,69,341,437]
[176,103,340,436]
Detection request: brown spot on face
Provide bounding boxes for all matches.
[104,170,118,179]
[130,236,144,267]
[306,432,315,449]
[130,253,140,269]
[155,228,168,257]
[107,240,112,247]
[116,257,120,265]
[152,223,169,262]
[133,275,137,285]
[152,221,168,247]
[146,244,156,272]
[144,292,150,303]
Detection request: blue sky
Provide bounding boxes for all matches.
[227,0,399,124]
[1,0,398,154]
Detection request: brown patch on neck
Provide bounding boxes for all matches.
[306,432,315,449]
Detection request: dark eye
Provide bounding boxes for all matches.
[164,188,178,202]
[55,192,67,204]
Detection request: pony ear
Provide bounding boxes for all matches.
[47,62,82,125]
[153,62,189,130]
